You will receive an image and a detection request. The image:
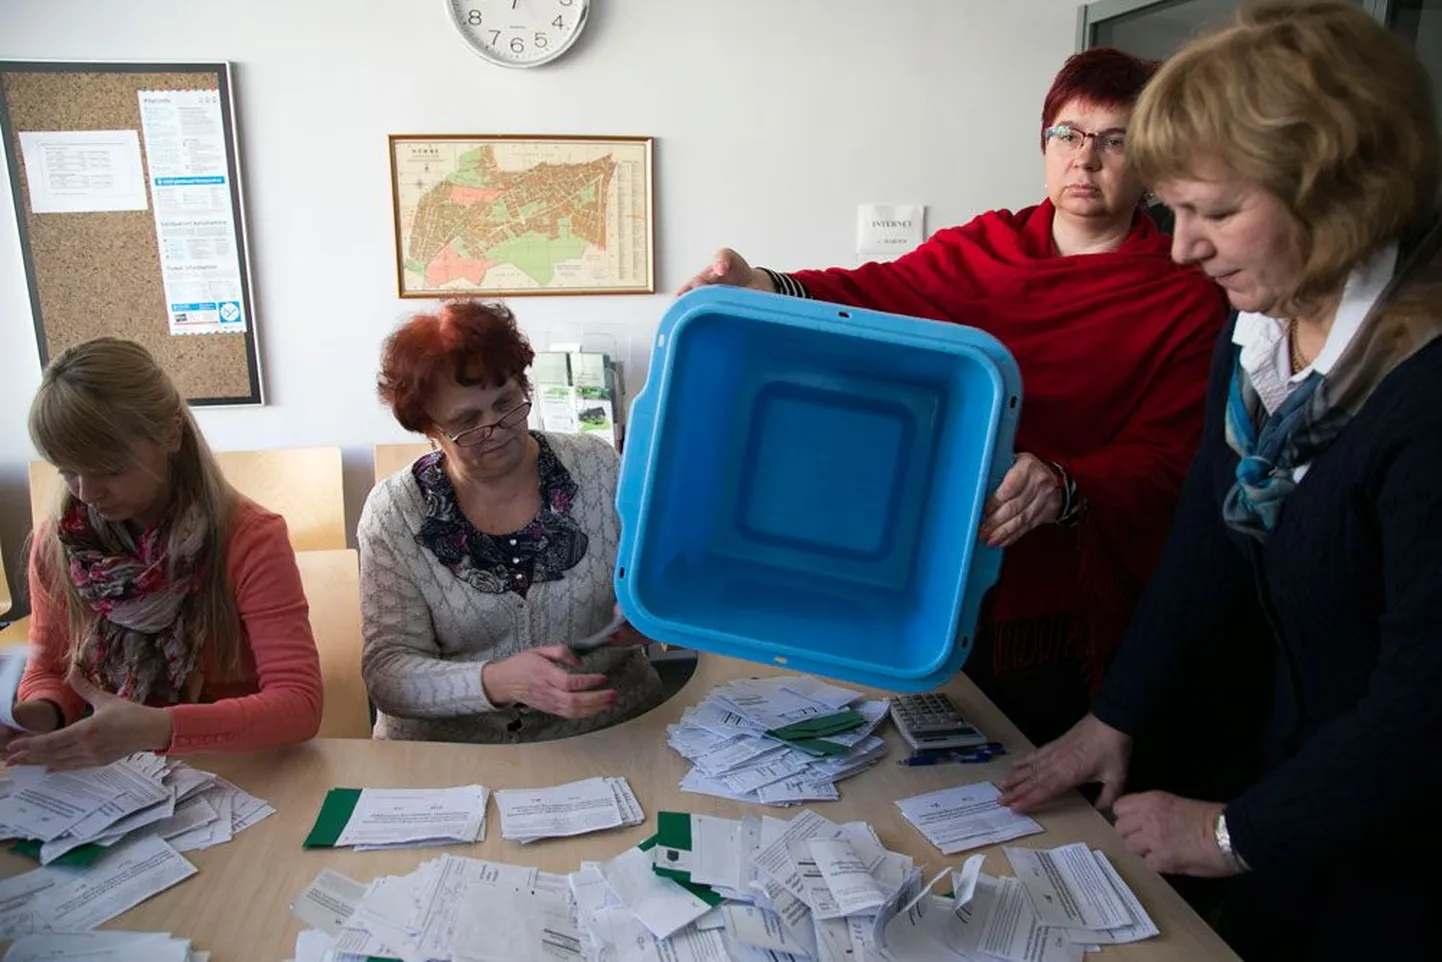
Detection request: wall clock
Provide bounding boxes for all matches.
[446,0,591,69]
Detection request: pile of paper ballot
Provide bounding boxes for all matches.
[496,776,644,844]
[0,930,208,962]
[666,675,890,806]
[305,786,490,851]
[0,752,272,941]
[288,803,1160,962]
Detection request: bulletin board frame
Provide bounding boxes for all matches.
[0,60,263,406]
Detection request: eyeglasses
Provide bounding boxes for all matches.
[1044,124,1126,157]
[443,400,532,447]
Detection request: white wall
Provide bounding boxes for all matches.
[0,0,1083,612]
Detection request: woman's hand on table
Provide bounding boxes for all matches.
[0,699,63,751]
[980,453,1064,548]
[4,676,172,770]
[1113,791,1237,877]
[481,646,617,718]
[1000,713,1132,812]
[676,248,776,295]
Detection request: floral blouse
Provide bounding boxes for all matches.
[411,433,588,597]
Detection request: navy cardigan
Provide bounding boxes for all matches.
[1091,307,1442,875]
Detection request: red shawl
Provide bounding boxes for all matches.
[791,201,1227,683]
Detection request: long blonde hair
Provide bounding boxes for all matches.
[28,337,245,678]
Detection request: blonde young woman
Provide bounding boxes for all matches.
[2,338,323,770]
[1001,4,1442,958]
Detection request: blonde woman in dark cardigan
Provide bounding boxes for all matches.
[1002,4,1442,959]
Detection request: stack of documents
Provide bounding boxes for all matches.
[875,846,1159,962]
[0,834,198,941]
[1,930,208,962]
[303,786,489,851]
[288,804,1160,962]
[895,782,1045,855]
[0,753,272,942]
[667,675,890,806]
[494,776,643,844]
[0,752,273,866]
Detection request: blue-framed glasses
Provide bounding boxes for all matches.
[1044,124,1126,156]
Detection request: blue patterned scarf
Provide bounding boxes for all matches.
[1223,223,1442,540]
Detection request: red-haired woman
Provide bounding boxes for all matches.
[680,48,1228,744]
[358,302,662,743]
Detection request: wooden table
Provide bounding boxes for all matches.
[0,654,1238,960]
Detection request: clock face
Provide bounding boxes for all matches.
[446,0,590,69]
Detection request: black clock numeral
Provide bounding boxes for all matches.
[534,32,549,48]
[552,15,564,29]
[466,8,482,25]
[489,29,501,45]
[559,0,574,6]
[510,36,525,53]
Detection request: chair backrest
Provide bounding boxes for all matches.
[373,441,430,486]
[28,446,347,551]
[295,548,371,739]
[0,538,11,618]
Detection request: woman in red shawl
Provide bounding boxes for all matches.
[678,48,1227,745]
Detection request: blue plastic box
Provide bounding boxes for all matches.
[614,287,1021,691]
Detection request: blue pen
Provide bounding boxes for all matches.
[899,744,1007,767]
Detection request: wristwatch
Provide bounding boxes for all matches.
[1213,809,1251,873]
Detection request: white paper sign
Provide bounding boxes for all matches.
[857,203,925,264]
[137,89,248,336]
[18,130,149,213]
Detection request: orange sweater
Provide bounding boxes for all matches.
[19,498,324,755]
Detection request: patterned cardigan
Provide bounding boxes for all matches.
[358,432,661,743]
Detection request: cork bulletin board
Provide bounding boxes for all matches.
[0,61,262,405]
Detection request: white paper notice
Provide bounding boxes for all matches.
[17,130,149,213]
[37,834,196,931]
[808,837,886,916]
[136,89,248,335]
[292,868,368,937]
[857,203,925,265]
[335,786,487,848]
[979,875,1084,962]
[1005,843,1134,931]
[1064,851,1160,945]
[600,847,713,940]
[895,781,1044,855]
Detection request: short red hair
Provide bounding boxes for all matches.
[1041,47,1160,150]
[377,300,535,433]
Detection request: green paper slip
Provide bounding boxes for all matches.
[302,787,364,849]
[767,708,866,741]
[10,838,107,867]
[779,736,853,757]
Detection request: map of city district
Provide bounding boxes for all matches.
[391,137,653,296]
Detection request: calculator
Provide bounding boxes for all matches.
[889,693,990,752]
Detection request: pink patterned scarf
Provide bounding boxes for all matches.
[58,498,208,703]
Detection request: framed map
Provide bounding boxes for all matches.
[388,134,654,297]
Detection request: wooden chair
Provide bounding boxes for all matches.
[373,441,430,486]
[0,550,370,739]
[296,548,371,739]
[0,538,11,618]
[28,446,347,551]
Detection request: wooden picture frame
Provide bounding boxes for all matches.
[388,134,654,298]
